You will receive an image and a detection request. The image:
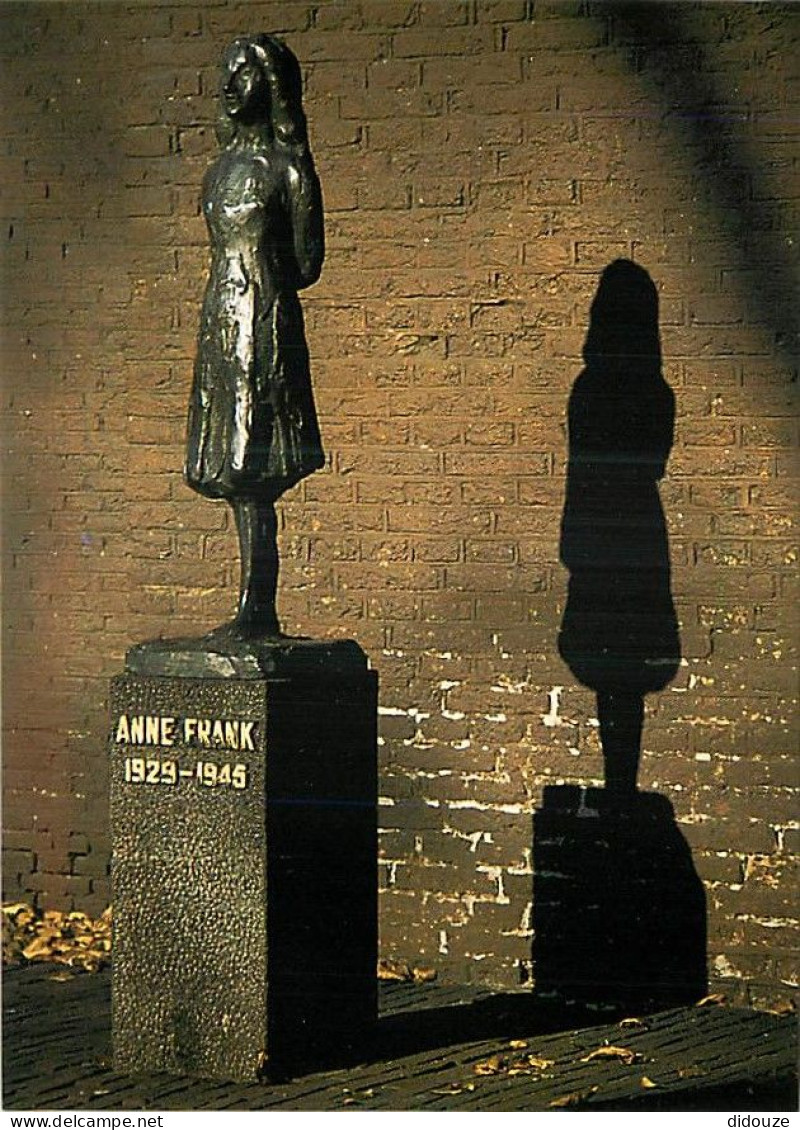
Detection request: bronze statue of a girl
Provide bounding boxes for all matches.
[185,34,325,639]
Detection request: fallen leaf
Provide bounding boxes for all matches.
[3,903,113,972]
[22,937,56,961]
[581,1045,642,1066]
[696,993,726,1007]
[507,1055,555,1076]
[431,1082,476,1095]
[550,1087,599,1107]
[473,1051,555,1078]
[341,1087,374,1107]
[378,958,437,983]
[523,1056,555,1071]
[377,958,413,982]
[641,1076,658,1089]
[2,903,31,917]
[678,1064,706,1080]
[766,1000,796,1016]
[473,1054,507,1076]
[508,1039,528,1049]
[619,1017,649,1030]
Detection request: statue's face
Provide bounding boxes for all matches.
[222,46,266,120]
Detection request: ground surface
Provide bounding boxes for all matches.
[3,965,797,1112]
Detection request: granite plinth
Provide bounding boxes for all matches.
[110,638,377,1082]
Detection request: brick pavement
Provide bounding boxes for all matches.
[3,965,796,1112]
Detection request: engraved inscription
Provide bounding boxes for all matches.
[114,714,257,751]
[123,756,249,790]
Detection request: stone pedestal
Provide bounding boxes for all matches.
[110,637,377,1081]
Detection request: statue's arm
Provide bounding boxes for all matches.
[284,145,324,289]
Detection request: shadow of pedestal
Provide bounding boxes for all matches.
[533,785,707,1015]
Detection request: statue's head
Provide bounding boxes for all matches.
[220,38,271,124]
[217,34,306,147]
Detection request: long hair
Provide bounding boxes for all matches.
[215,34,308,149]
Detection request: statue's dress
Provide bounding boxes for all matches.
[185,146,324,502]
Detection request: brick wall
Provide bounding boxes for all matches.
[2,1,797,1008]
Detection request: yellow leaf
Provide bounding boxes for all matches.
[473,1054,506,1076]
[21,937,54,960]
[619,1017,648,1030]
[581,1045,642,1066]
[377,958,413,982]
[767,1000,796,1016]
[2,903,31,917]
[678,1065,706,1080]
[696,993,726,1007]
[524,1056,555,1070]
[507,1055,556,1075]
[508,1039,528,1049]
[641,1076,658,1089]
[550,1087,598,1108]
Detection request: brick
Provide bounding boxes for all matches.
[340,87,443,120]
[393,26,495,57]
[418,1,470,26]
[414,537,462,563]
[479,0,527,21]
[742,419,798,449]
[452,81,555,115]
[361,0,417,28]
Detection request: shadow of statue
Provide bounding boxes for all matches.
[558,258,680,795]
[530,262,706,1014]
